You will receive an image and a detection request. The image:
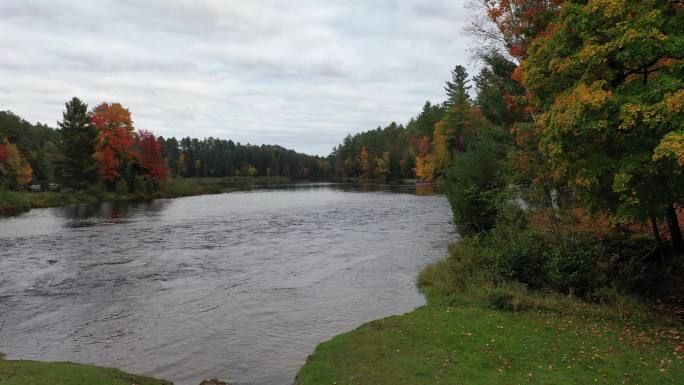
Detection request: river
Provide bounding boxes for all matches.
[0,183,454,385]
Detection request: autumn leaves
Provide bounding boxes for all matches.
[89,102,168,187]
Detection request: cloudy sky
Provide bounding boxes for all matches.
[1,0,475,155]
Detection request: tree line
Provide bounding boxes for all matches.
[329,0,683,298]
[0,99,332,193]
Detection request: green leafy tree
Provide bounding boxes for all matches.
[521,0,684,249]
[58,97,98,188]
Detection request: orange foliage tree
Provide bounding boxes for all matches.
[479,0,563,61]
[0,138,33,188]
[90,103,136,183]
[359,146,371,179]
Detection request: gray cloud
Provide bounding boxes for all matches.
[0,0,474,155]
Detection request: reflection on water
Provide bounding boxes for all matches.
[0,183,454,385]
[62,201,169,228]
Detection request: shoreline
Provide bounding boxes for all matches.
[0,177,431,217]
[295,265,684,385]
[0,176,295,217]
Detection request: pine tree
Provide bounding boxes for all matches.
[442,66,477,152]
[58,97,98,188]
[444,65,471,107]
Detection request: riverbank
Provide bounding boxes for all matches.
[0,176,292,216]
[0,359,171,385]
[297,277,683,384]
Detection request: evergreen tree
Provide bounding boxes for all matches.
[58,97,98,188]
[440,66,477,153]
[473,52,528,127]
[444,65,471,107]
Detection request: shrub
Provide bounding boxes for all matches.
[0,189,31,215]
[486,284,530,312]
[114,179,129,195]
[548,238,605,297]
[601,235,672,297]
[418,237,497,293]
[485,226,551,289]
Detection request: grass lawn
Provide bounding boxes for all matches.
[0,360,171,385]
[296,290,683,385]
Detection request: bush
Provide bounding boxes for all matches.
[601,235,672,297]
[486,284,530,312]
[0,189,31,215]
[485,226,551,289]
[548,238,605,297]
[419,237,499,293]
[114,179,129,195]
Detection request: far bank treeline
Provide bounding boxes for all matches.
[0,100,334,194]
[0,60,502,193]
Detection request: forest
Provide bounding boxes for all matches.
[328,0,684,301]
[298,1,684,382]
[0,100,331,197]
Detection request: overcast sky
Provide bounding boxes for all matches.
[0,0,475,155]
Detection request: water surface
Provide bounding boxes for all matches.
[0,184,454,385]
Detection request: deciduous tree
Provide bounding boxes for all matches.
[90,103,135,185]
[521,0,684,249]
[0,139,33,188]
[136,130,168,183]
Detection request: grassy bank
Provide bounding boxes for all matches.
[0,176,292,216]
[297,286,683,385]
[297,232,684,385]
[0,360,171,385]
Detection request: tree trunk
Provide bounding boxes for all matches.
[650,215,663,249]
[666,204,684,252]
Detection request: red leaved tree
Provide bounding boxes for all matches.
[90,103,135,183]
[480,0,563,60]
[135,130,168,183]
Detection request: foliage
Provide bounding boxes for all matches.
[135,130,168,183]
[446,126,509,236]
[164,136,330,180]
[474,51,529,127]
[0,139,33,189]
[90,102,136,184]
[477,0,563,60]
[0,111,61,186]
[521,0,684,230]
[58,97,98,189]
[547,236,607,297]
[444,65,471,107]
[654,130,684,166]
[332,121,416,181]
[0,189,31,215]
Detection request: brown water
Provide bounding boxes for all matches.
[0,183,454,385]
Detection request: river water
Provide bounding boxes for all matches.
[0,183,454,385]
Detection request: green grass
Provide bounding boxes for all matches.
[296,288,683,385]
[0,176,294,216]
[0,360,171,385]
[0,190,31,215]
